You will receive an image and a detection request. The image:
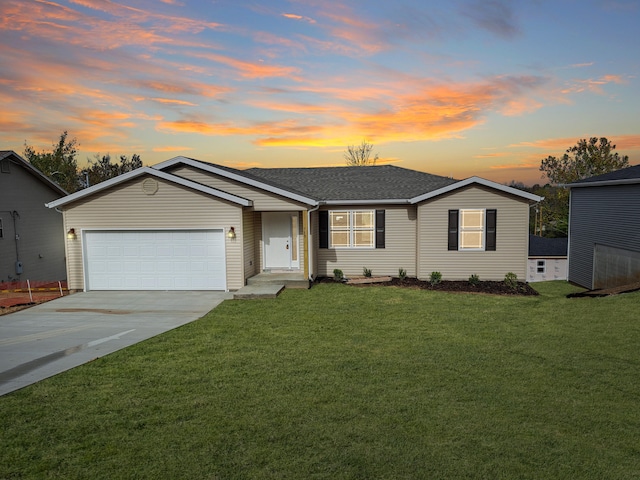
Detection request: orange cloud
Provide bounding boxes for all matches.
[562,74,628,95]
[186,51,301,79]
[149,98,197,106]
[154,74,548,149]
[282,13,316,24]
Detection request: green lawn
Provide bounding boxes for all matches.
[2,282,640,479]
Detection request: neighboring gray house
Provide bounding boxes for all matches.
[567,164,640,289]
[0,151,67,284]
[46,157,542,292]
[527,234,568,282]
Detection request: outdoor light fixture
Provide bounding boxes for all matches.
[67,228,77,240]
[227,227,236,239]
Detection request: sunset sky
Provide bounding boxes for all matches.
[1,0,639,185]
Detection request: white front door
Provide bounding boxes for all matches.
[263,212,299,270]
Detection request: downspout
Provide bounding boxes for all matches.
[307,204,321,281]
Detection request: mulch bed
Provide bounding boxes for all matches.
[316,276,539,296]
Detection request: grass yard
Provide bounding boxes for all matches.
[2,282,640,479]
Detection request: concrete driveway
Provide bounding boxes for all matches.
[0,290,232,396]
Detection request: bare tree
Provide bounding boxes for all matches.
[344,140,379,166]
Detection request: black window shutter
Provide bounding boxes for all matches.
[319,210,329,249]
[486,209,497,251]
[448,210,459,250]
[375,210,385,249]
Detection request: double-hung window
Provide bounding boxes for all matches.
[459,209,485,250]
[330,210,374,248]
[448,209,496,251]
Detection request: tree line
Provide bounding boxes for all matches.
[23,131,142,193]
[515,137,629,238]
[26,133,630,239]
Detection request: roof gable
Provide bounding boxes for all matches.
[0,150,67,196]
[45,167,252,209]
[409,176,543,204]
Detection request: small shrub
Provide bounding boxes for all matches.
[333,269,344,282]
[398,268,407,281]
[504,272,518,289]
[363,267,372,278]
[429,271,442,286]
[469,274,480,286]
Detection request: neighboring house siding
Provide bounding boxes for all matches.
[417,186,529,281]
[61,176,244,291]
[569,184,640,289]
[170,166,309,211]
[316,205,417,278]
[0,160,66,283]
[527,258,568,282]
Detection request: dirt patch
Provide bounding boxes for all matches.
[316,276,539,296]
[0,291,70,316]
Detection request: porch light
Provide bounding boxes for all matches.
[227,227,236,239]
[67,228,77,240]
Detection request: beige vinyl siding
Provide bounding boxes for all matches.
[61,175,244,291]
[417,186,530,281]
[317,205,417,278]
[242,210,257,281]
[170,166,309,211]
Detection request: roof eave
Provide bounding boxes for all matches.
[154,156,319,206]
[565,177,640,188]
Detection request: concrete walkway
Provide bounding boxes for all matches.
[0,290,232,396]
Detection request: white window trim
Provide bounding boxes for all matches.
[537,259,546,274]
[329,210,375,249]
[459,208,486,251]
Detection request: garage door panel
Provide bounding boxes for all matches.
[85,230,226,291]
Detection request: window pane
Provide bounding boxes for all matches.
[461,210,484,228]
[330,212,350,228]
[460,231,483,249]
[331,231,349,247]
[354,211,374,228]
[354,231,373,247]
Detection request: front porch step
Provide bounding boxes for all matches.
[233,284,285,300]
[247,272,310,289]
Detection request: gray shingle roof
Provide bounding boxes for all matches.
[568,164,640,186]
[243,165,459,201]
[528,235,568,257]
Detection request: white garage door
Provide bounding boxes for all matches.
[84,230,226,291]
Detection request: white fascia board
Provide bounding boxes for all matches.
[46,167,252,208]
[153,156,319,206]
[409,176,543,204]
